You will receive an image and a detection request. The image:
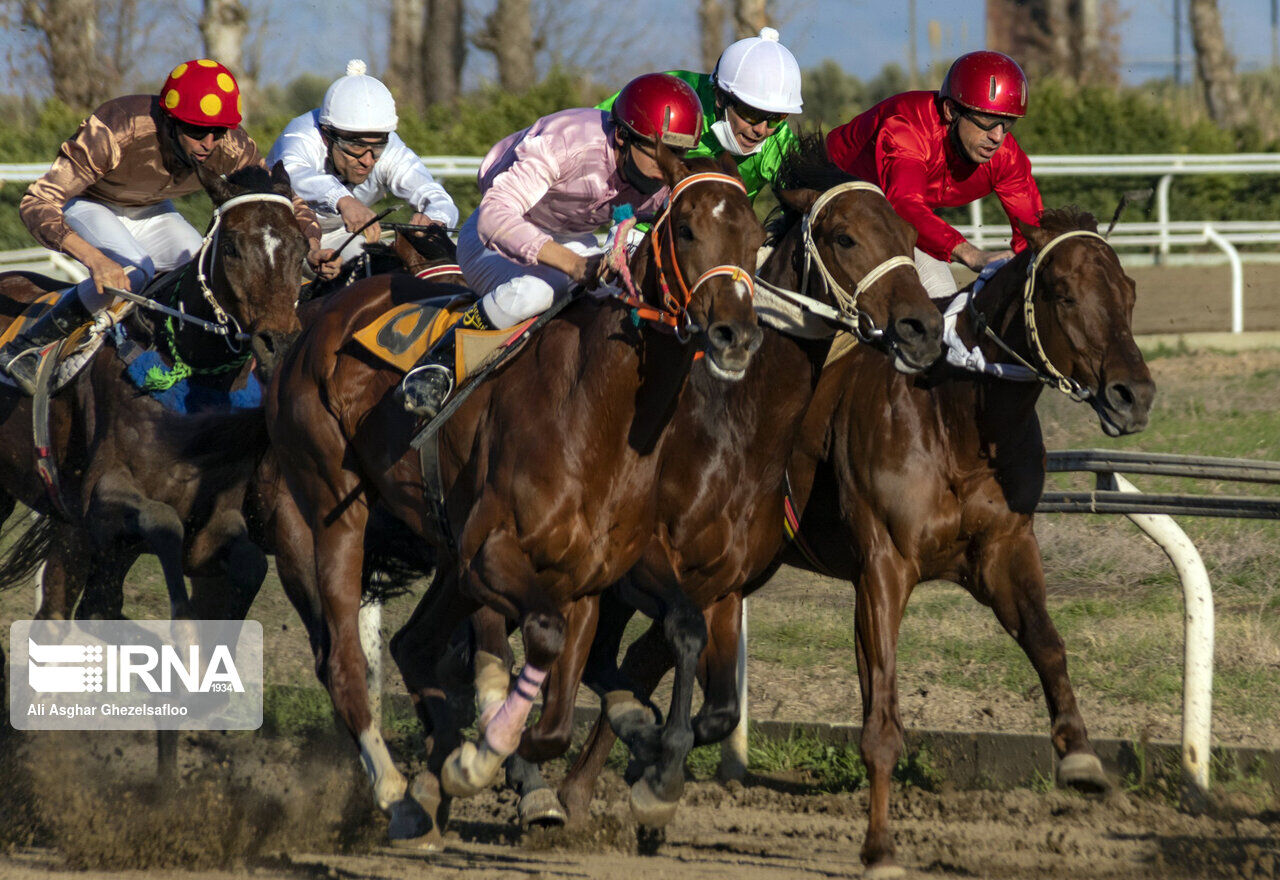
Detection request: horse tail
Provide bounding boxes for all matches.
[0,513,57,591]
[361,506,436,603]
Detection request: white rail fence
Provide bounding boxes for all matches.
[4,153,1280,332]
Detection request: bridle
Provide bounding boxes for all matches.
[966,229,1108,400]
[192,192,296,350]
[753,181,917,344]
[612,171,756,342]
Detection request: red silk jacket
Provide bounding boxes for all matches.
[825,91,1043,261]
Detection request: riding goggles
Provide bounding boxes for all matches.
[729,97,787,128]
[326,130,390,160]
[961,109,1018,134]
[175,120,230,142]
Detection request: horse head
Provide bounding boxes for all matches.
[1013,209,1155,435]
[634,147,764,380]
[199,162,305,382]
[767,134,942,372]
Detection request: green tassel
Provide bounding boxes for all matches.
[142,359,193,391]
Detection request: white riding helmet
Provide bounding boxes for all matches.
[712,27,803,115]
[319,59,398,134]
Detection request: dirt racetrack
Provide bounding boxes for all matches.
[2,725,1277,880]
[2,261,1279,879]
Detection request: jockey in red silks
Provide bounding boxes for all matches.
[399,73,705,419]
[1,60,325,394]
[826,50,1043,299]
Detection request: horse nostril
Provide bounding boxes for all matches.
[1106,381,1135,413]
[253,332,278,358]
[708,321,737,352]
[894,316,927,344]
[745,324,763,353]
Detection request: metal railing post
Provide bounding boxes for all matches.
[1201,225,1244,333]
[1100,472,1213,810]
[1157,174,1175,261]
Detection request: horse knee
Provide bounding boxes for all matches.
[663,601,707,657]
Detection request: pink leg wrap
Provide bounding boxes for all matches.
[482,664,547,755]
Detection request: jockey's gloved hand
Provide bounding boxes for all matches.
[308,246,342,281]
[574,254,607,291]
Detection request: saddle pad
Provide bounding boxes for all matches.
[354,297,469,372]
[0,293,60,347]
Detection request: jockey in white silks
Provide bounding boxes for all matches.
[398,72,706,419]
[267,59,459,269]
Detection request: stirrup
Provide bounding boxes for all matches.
[400,362,455,417]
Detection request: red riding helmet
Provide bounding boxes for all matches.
[611,73,704,150]
[939,51,1028,118]
[161,59,243,128]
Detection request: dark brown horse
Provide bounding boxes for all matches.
[266,149,766,846]
[0,165,304,626]
[780,208,1155,878]
[485,134,948,828]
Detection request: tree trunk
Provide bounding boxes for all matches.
[1189,0,1246,128]
[424,0,466,106]
[387,0,427,115]
[199,0,255,117]
[732,0,767,39]
[474,0,536,93]
[19,0,117,109]
[699,0,727,73]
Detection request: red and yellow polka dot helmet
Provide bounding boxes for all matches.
[160,59,242,127]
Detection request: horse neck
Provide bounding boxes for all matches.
[166,258,240,373]
[952,251,1046,429]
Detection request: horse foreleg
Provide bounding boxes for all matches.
[692,592,744,749]
[88,477,191,619]
[974,530,1107,792]
[440,531,561,799]
[855,550,914,879]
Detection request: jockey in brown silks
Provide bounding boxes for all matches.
[1,59,326,394]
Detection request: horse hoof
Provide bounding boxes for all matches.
[386,797,438,849]
[628,777,679,828]
[864,863,906,879]
[519,788,567,828]
[442,742,503,798]
[1057,752,1111,793]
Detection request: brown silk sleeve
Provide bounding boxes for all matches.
[19,114,121,251]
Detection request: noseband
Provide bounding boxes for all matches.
[799,181,917,341]
[967,228,1108,400]
[617,172,756,341]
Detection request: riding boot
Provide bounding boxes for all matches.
[0,289,94,395]
[400,303,492,418]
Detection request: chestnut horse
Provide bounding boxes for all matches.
[266,150,765,847]
[487,134,948,828]
[782,208,1155,877]
[0,165,304,624]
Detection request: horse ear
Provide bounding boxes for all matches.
[1018,219,1052,252]
[654,139,689,187]
[717,151,739,178]
[198,163,234,206]
[776,187,821,215]
[269,160,293,198]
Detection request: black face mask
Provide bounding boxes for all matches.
[621,145,665,196]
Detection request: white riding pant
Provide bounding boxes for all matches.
[457,213,602,329]
[62,198,203,311]
[915,247,960,300]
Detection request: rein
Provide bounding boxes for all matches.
[755,181,917,343]
[612,172,756,341]
[415,263,463,281]
[963,228,1107,401]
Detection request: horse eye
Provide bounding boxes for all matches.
[221,237,241,258]
[678,224,694,242]
[836,234,855,248]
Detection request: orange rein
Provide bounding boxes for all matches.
[616,172,754,338]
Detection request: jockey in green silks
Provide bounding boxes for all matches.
[598,27,803,208]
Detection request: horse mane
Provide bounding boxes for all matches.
[1036,206,1100,236]
[765,130,859,245]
